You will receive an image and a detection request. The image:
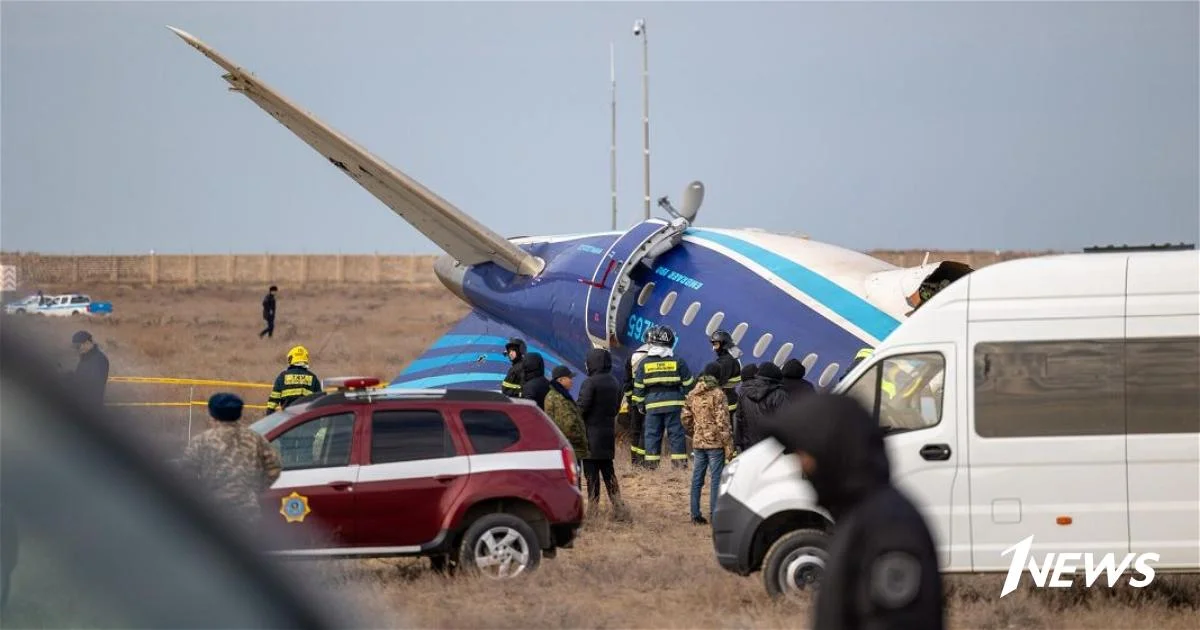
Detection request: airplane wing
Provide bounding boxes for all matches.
[391,308,575,391]
[167,26,544,278]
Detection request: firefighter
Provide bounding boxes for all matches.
[622,332,653,467]
[631,325,694,470]
[500,337,527,398]
[265,345,322,414]
[840,347,874,383]
[709,330,743,415]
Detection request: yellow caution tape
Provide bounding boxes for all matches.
[109,376,273,389]
[106,401,270,410]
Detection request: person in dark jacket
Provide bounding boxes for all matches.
[708,330,743,414]
[500,337,527,398]
[760,394,944,630]
[734,362,789,452]
[71,330,110,405]
[730,363,758,453]
[520,352,551,409]
[576,348,631,519]
[781,358,815,399]
[259,285,277,339]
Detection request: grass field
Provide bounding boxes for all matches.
[8,284,1199,629]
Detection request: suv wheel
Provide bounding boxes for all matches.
[762,528,829,601]
[457,513,541,579]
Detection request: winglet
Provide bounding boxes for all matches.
[168,26,546,278]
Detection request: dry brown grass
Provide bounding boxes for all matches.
[8,284,1198,629]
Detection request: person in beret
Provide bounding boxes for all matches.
[179,393,282,524]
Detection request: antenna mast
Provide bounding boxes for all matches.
[610,41,618,231]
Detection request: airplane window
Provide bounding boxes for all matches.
[637,283,655,306]
[818,362,841,387]
[773,342,794,365]
[705,312,725,336]
[681,302,701,326]
[802,353,819,371]
[752,333,773,358]
[659,291,678,317]
[731,323,749,344]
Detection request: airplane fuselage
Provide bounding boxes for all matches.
[419,225,908,392]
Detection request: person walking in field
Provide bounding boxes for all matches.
[179,393,283,525]
[71,330,110,405]
[682,362,734,525]
[260,285,277,339]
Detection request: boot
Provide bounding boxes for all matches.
[610,494,633,523]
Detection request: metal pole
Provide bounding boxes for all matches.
[186,385,194,443]
[610,41,618,231]
[640,21,650,220]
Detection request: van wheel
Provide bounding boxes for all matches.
[457,513,541,579]
[762,528,830,601]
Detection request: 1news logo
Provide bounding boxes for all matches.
[999,535,1159,598]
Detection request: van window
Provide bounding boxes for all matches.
[974,339,1125,438]
[1126,337,1200,434]
[845,352,946,433]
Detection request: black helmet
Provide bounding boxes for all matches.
[504,338,526,356]
[710,329,734,350]
[647,325,676,347]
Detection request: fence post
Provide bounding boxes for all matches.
[373,253,381,284]
[149,254,158,287]
[187,385,194,442]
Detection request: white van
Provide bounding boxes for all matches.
[710,248,1200,600]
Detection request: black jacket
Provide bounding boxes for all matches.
[734,366,789,451]
[712,349,743,409]
[781,358,815,399]
[501,345,526,398]
[262,293,276,320]
[762,395,945,630]
[520,353,551,410]
[75,346,110,404]
[577,348,622,460]
[266,364,322,414]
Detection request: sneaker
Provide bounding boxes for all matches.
[691,515,708,525]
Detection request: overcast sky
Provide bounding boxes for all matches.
[2,0,1196,255]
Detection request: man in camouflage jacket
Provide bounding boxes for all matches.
[180,393,283,524]
[681,363,734,524]
[545,366,589,481]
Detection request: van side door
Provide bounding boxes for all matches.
[843,344,962,569]
[968,328,1129,572]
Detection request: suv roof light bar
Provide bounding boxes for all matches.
[344,387,448,402]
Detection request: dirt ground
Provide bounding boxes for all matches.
[7,284,1198,629]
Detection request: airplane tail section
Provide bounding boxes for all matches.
[167,26,545,278]
[391,308,577,392]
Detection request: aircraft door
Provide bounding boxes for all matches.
[583,220,675,348]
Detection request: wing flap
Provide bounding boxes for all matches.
[169,26,544,277]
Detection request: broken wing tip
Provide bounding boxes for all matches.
[166,25,201,46]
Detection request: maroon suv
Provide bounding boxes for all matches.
[248,379,584,578]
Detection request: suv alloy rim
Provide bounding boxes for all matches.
[781,547,826,599]
[472,526,531,579]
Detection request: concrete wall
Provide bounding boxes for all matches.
[0,250,1058,288]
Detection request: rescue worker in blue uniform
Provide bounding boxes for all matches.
[709,330,743,416]
[631,325,694,470]
[500,337,527,398]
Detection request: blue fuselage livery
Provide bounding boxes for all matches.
[393,221,963,396]
[169,27,975,397]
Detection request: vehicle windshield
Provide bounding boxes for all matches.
[247,404,309,435]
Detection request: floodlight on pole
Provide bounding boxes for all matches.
[633,18,650,220]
